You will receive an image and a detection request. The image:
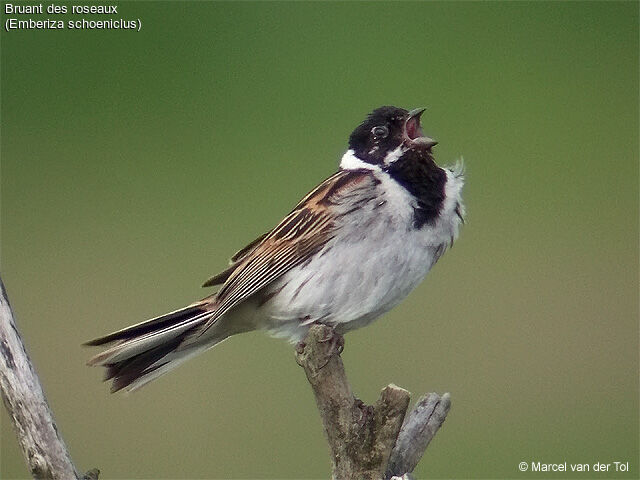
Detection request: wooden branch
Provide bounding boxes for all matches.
[296,324,450,480]
[0,276,97,479]
[385,392,451,479]
[1,272,446,479]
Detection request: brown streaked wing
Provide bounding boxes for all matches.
[202,233,270,287]
[194,169,376,336]
[230,233,269,263]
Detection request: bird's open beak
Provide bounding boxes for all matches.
[404,108,437,149]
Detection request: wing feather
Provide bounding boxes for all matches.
[195,169,376,336]
[202,232,270,287]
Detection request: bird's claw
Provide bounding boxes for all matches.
[316,328,344,368]
[318,328,344,353]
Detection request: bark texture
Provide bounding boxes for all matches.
[0,277,97,479]
[386,392,451,479]
[296,324,450,480]
[1,274,447,479]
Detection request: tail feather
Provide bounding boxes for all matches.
[84,303,207,347]
[87,311,210,366]
[86,302,221,392]
[108,341,213,392]
[105,336,184,392]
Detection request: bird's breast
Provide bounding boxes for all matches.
[258,166,464,342]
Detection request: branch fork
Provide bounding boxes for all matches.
[296,325,451,480]
[1,276,449,479]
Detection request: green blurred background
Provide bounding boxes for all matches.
[1,1,638,478]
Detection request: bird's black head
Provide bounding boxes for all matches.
[347,106,437,166]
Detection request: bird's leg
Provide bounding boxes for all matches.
[295,324,344,370]
[317,325,344,366]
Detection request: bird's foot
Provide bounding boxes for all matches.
[316,327,344,368]
[318,327,344,355]
[295,325,344,371]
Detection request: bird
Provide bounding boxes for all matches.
[85,106,465,392]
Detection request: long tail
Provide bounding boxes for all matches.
[85,301,219,392]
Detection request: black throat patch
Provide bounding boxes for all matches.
[384,150,447,228]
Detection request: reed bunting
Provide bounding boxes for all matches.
[86,106,465,392]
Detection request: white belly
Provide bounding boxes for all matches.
[257,167,464,343]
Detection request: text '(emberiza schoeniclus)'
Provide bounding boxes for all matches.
[86,106,465,392]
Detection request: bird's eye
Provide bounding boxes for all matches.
[372,125,389,139]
